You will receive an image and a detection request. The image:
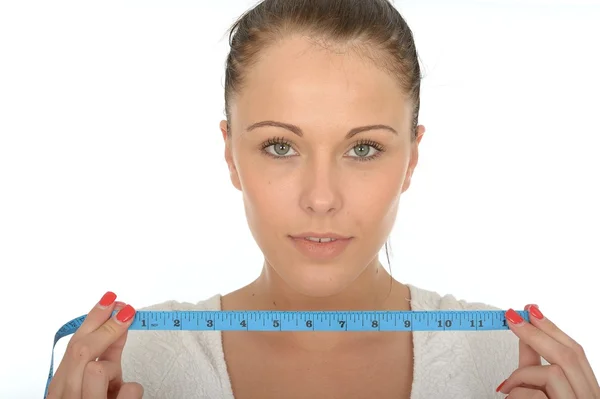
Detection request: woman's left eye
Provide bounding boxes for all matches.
[346,141,385,161]
[348,144,377,159]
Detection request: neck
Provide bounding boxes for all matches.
[250,258,405,311]
[231,258,412,352]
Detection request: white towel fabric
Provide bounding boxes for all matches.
[122,284,524,398]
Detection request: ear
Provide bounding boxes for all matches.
[220,120,242,191]
[401,124,425,194]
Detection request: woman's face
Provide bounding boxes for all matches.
[220,35,425,297]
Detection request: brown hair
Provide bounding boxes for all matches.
[222,0,424,278]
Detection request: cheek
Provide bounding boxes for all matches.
[238,163,296,232]
[240,157,296,201]
[347,168,404,220]
[245,179,294,215]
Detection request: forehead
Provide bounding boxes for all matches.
[231,35,412,133]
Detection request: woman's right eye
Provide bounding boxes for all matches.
[261,138,298,159]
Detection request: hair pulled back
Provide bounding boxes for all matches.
[223,0,422,141]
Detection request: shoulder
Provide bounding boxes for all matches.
[407,284,519,397]
[121,294,232,399]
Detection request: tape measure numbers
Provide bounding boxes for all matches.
[44,309,529,398]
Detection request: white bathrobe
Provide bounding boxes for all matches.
[122,284,526,398]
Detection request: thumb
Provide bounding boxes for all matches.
[518,339,542,368]
[98,301,130,364]
[518,304,542,368]
[98,302,132,392]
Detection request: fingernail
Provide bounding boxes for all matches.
[524,304,539,310]
[529,305,544,320]
[116,304,135,323]
[114,301,126,310]
[506,308,524,325]
[98,291,117,308]
[495,379,507,392]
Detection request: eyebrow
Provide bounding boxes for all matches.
[245,120,398,139]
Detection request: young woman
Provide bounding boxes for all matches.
[45,1,599,398]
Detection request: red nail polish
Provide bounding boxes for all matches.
[116,304,135,323]
[99,291,117,307]
[496,379,507,392]
[506,309,524,325]
[529,305,544,320]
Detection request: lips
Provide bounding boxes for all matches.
[288,234,353,261]
[290,232,352,240]
[303,236,338,243]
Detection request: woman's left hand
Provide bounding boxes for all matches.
[496,304,600,398]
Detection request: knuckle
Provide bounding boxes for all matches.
[547,364,567,379]
[571,341,586,357]
[83,361,110,390]
[84,361,107,379]
[69,340,93,362]
[558,347,579,366]
[99,320,120,336]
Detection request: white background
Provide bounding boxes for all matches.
[1,0,599,397]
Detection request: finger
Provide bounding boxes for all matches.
[508,306,597,398]
[98,302,130,394]
[97,330,129,391]
[498,365,577,399]
[98,301,128,363]
[519,339,542,368]
[525,304,600,397]
[518,305,543,368]
[506,308,564,361]
[63,305,136,399]
[505,386,549,399]
[506,308,594,399]
[48,300,125,399]
[82,360,120,399]
[72,291,120,340]
[115,382,144,399]
[82,303,129,399]
[83,305,136,359]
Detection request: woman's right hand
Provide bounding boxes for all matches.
[46,291,143,399]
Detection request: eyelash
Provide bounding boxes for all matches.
[259,137,386,162]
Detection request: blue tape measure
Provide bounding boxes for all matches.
[44,309,528,398]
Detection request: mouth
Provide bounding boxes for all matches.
[288,233,353,260]
[289,232,352,241]
[299,237,341,243]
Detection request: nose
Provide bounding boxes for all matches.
[299,158,343,215]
